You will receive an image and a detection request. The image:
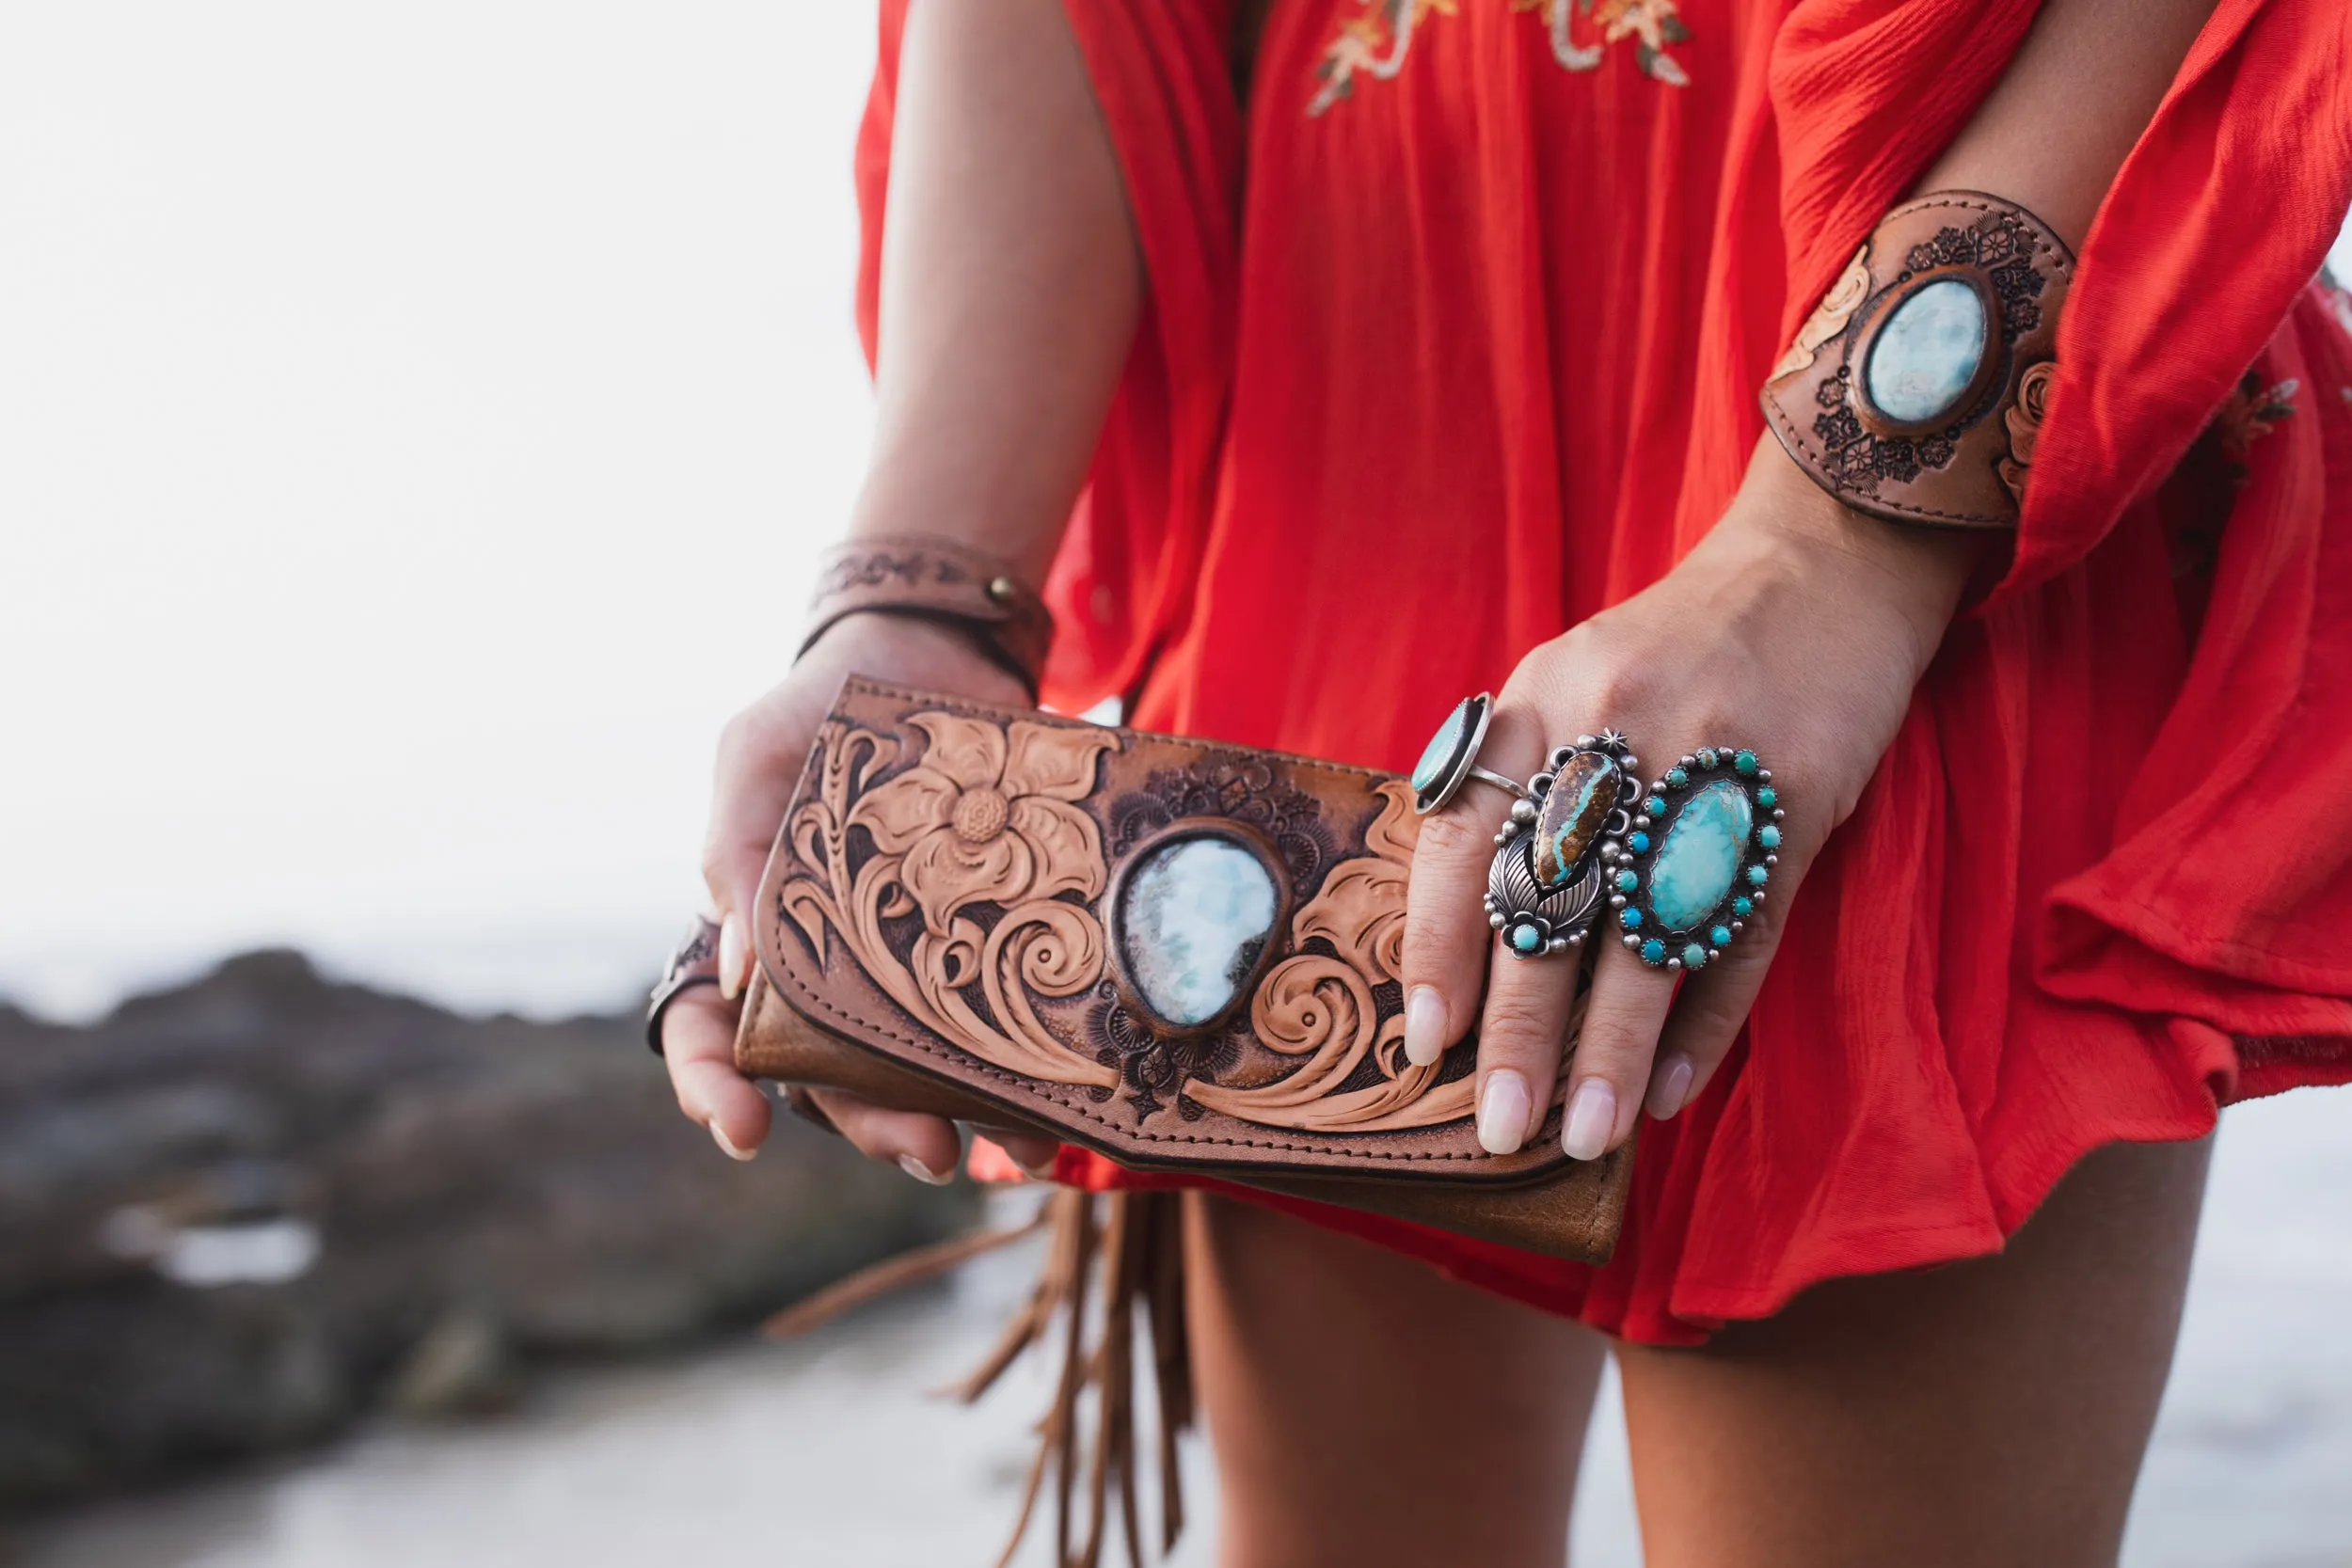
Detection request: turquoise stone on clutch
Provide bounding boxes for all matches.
[1411,699,1473,796]
[1646,781,1754,931]
[1530,749,1621,889]
[1866,277,1987,423]
[1117,835,1279,1027]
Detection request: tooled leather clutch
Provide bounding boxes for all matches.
[733,676,1632,1261]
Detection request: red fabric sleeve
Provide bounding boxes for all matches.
[853,1,1244,711]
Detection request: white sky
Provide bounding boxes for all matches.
[0,5,875,1018]
[2,7,2347,1022]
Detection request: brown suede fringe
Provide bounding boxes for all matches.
[764,1189,1194,1568]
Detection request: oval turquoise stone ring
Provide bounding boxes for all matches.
[1483,729,1643,959]
[1613,743,1784,972]
[1411,693,1535,816]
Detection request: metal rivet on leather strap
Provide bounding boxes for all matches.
[987,576,1017,603]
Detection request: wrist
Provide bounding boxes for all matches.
[1729,436,1987,673]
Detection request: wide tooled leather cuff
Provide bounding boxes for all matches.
[733,676,1634,1263]
[800,535,1056,698]
[1760,191,2073,531]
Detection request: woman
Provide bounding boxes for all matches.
[660,0,2352,1561]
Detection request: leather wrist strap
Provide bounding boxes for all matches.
[1760,191,2074,531]
[800,534,1055,698]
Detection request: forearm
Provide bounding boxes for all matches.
[1755,0,2220,636]
[850,0,1142,586]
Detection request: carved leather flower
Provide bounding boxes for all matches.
[850,713,1115,937]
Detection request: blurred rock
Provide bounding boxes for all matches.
[0,951,975,1511]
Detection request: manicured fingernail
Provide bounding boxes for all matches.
[717,912,748,1002]
[1403,986,1448,1067]
[1475,1069,1531,1156]
[709,1120,756,1162]
[1014,1154,1058,1181]
[1563,1080,1616,1161]
[898,1152,953,1186]
[1647,1055,1695,1120]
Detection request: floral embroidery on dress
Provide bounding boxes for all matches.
[2214,368,2298,465]
[1310,0,1692,116]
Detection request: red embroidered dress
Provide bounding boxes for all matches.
[855,0,2352,1343]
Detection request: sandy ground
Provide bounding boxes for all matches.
[8,1089,2348,1568]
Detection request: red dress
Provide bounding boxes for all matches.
[856,0,2352,1343]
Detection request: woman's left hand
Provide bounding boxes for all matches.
[1398,439,1988,1159]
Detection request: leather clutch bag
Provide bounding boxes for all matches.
[734,676,1631,1261]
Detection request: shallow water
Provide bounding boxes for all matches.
[8,1092,2348,1568]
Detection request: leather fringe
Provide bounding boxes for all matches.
[764,1187,1193,1568]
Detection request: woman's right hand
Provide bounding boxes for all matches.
[660,610,1061,1182]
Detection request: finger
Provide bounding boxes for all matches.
[976,1128,1064,1179]
[1646,921,1775,1120]
[1400,703,1548,1067]
[1562,937,1676,1159]
[808,1088,966,1185]
[1470,935,1582,1155]
[662,988,771,1161]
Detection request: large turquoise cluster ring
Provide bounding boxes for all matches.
[1613,746,1783,971]
[1484,732,1642,959]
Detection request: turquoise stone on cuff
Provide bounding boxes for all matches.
[1118,835,1279,1026]
[1645,780,1754,931]
[1411,700,1472,795]
[1641,938,1667,964]
[1758,825,1781,849]
[1865,277,1988,424]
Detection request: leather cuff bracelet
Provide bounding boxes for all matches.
[1760,191,2074,531]
[800,535,1055,698]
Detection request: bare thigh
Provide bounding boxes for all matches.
[1618,1135,2214,1568]
[1184,1192,1609,1568]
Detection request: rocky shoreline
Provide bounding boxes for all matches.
[0,951,972,1513]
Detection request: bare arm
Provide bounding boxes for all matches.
[670,0,1146,1173]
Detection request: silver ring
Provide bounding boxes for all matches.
[645,914,723,1055]
[1613,745,1782,972]
[1464,764,1534,802]
[1410,693,1499,814]
[1483,732,1642,959]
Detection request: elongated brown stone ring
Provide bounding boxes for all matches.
[1482,732,1643,958]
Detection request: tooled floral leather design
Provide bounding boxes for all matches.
[1769,243,1870,382]
[758,680,1572,1176]
[776,711,1121,1088]
[1761,194,2074,530]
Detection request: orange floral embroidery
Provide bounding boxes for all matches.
[2214,368,2298,464]
[1311,0,1692,115]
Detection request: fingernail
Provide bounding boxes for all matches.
[717,912,749,1001]
[709,1120,756,1162]
[1475,1069,1531,1156]
[1012,1150,1060,1181]
[1562,1080,1616,1161]
[1403,986,1449,1067]
[1647,1055,1695,1120]
[898,1152,954,1186]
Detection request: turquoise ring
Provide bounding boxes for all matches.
[1410,693,1530,814]
[1483,731,1642,959]
[1612,746,1783,971]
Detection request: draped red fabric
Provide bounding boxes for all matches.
[860,0,2352,1342]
